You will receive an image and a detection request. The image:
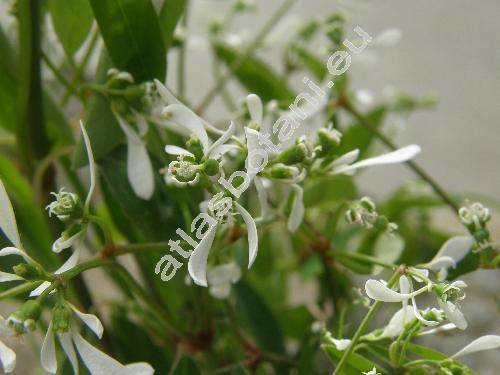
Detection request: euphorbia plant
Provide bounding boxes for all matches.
[0,0,498,374]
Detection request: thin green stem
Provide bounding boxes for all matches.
[0,281,43,300]
[195,0,298,114]
[331,250,398,270]
[177,0,188,98]
[333,271,401,375]
[342,99,459,214]
[41,50,82,102]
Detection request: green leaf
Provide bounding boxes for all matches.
[170,356,201,375]
[234,280,285,355]
[406,343,447,361]
[73,52,124,167]
[288,45,326,80]
[303,175,357,207]
[110,308,170,373]
[0,156,58,268]
[323,345,387,374]
[0,26,18,132]
[338,106,386,157]
[17,0,51,169]
[159,0,187,50]
[48,0,93,57]
[372,233,404,274]
[214,43,295,103]
[88,0,166,81]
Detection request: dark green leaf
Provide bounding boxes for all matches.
[159,0,187,50]
[234,280,285,354]
[288,45,327,80]
[323,344,387,374]
[0,26,18,132]
[214,43,295,103]
[48,0,93,57]
[303,175,357,207]
[88,0,166,81]
[0,156,58,268]
[406,343,447,361]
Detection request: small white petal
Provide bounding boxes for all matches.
[41,323,57,374]
[234,202,258,268]
[0,179,21,248]
[58,332,79,374]
[54,249,81,275]
[29,281,52,297]
[428,236,473,270]
[0,247,33,263]
[52,231,83,253]
[0,339,16,373]
[246,94,263,124]
[335,145,421,174]
[116,116,155,200]
[72,330,154,375]
[399,275,411,311]
[254,177,269,220]
[451,335,500,358]
[411,297,439,326]
[409,267,429,282]
[207,262,242,286]
[327,149,360,170]
[69,304,104,339]
[329,338,351,351]
[187,224,218,287]
[154,79,180,105]
[418,323,456,336]
[244,127,263,178]
[365,279,410,302]
[0,271,23,283]
[210,144,239,159]
[287,184,304,233]
[164,145,194,157]
[163,104,209,152]
[209,284,232,299]
[379,306,415,338]
[438,300,467,330]
[80,122,96,210]
[207,121,236,158]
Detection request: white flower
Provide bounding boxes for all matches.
[206,262,242,299]
[163,104,237,186]
[188,202,257,287]
[363,366,381,375]
[451,335,500,359]
[0,315,16,373]
[324,331,351,351]
[41,304,153,375]
[423,236,473,280]
[45,188,79,221]
[113,111,155,200]
[328,145,421,176]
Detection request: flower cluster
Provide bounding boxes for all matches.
[345,196,398,233]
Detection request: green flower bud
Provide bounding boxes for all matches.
[186,136,205,161]
[247,121,260,131]
[7,301,42,334]
[275,143,308,165]
[373,216,389,231]
[315,128,342,157]
[360,196,376,211]
[52,304,72,333]
[268,164,300,179]
[202,159,220,176]
[13,263,45,281]
[473,228,490,244]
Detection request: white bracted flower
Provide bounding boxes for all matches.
[325,144,421,176]
[41,303,153,375]
[113,111,155,200]
[365,276,468,330]
[422,235,473,280]
[0,123,97,297]
[188,200,257,287]
[450,335,500,359]
[206,262,242,299]
[0,315,16,373]
[363,367,381,375]
[162,104,238,187]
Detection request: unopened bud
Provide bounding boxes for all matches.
[52,304,72,333]
[186,136,204,161]
[315,128,342,157]
[276,142,308,165]
[268,164,300,179]
[13,263,45,281]
[203,159,220,176]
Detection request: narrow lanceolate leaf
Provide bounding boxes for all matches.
[0,26,18,132]
[159,0,187,50]
[17,0,50,170]
[48,0,93,57]
[0,180,21,248]
[214,43,296,103]
[88,0,166,81]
